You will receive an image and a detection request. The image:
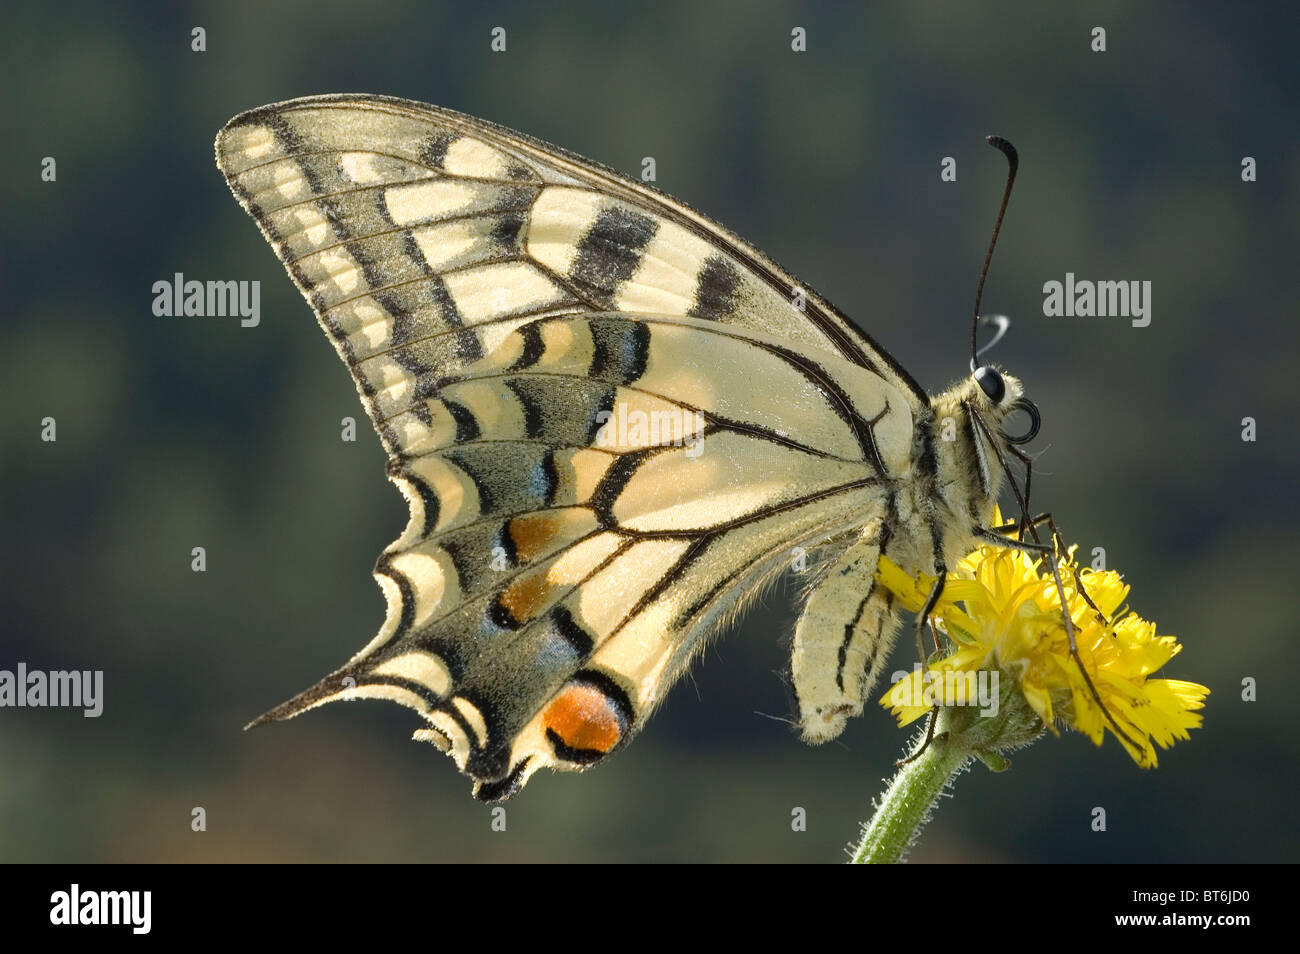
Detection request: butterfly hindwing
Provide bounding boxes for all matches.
[217,95,924,798]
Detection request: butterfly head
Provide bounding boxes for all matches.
[975,365,1039,445]
[927,366,1039,554]
[957,363,1039,445]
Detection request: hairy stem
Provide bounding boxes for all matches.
[851,712,973,864]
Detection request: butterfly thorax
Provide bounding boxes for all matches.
[913,370,1025,573]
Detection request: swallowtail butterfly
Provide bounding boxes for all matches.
[216,94,1049,801]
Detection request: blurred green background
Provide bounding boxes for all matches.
[2,1,1296,863]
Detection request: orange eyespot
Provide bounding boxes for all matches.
[543,684,622,757]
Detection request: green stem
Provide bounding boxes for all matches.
[851,715,973,864]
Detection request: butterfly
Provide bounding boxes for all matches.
[216,94,1047,801]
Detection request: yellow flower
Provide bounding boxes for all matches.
[877,521,1208,767]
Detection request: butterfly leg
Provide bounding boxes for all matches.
[988,510,1115,631]
[897,707,941,766]
[913,566,947,665]
[978,511,1145,757]
[969,410,1145,755]
[892,568,948,765]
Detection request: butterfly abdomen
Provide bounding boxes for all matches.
[791,515,901,742]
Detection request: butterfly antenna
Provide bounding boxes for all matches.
[970,136,1019,368]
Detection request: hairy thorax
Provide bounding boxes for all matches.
[906,369,1027,574]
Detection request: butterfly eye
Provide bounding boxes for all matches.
[974,366,1005,403]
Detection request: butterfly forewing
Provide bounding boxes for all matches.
[217,94,928,798]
